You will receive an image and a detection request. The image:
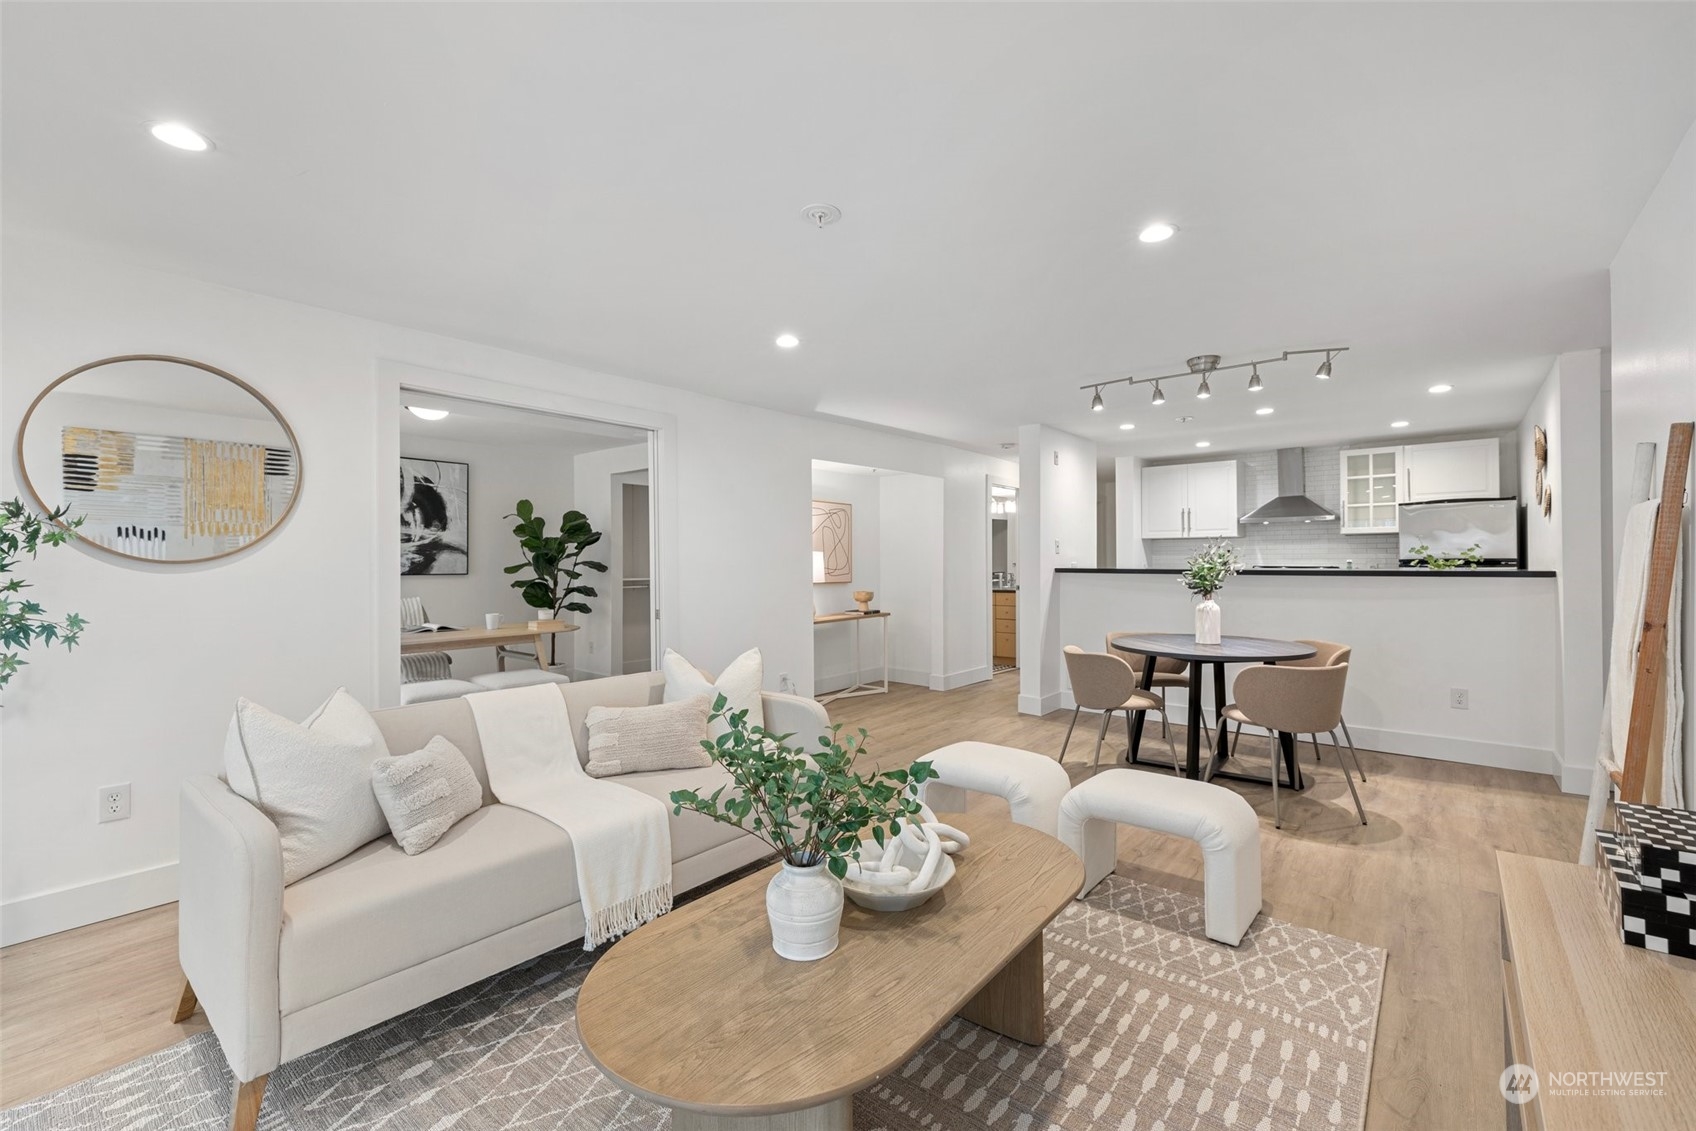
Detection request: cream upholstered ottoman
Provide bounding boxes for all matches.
[1059,769,1262,946]
[919,741,1073,838]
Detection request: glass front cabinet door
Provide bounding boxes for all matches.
[1341,446,1401,533]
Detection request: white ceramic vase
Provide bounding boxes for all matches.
[766,862,844,961]
[1195,597,1222,645]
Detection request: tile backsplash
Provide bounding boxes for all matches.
[1143,445,1401,569]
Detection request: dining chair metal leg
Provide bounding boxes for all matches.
[1268,729,1281,829]
[1340,719,1366,781]
[1059,706,1082,762]
[1151,710,1182,775]
[1310,734,1324,763]
[1330,729,1368,825]
[1092,712,1112,773]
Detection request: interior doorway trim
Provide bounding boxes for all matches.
[376,360,678,705]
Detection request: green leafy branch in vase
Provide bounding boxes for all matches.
[1179,539,1243,600]
[670,695,936,879]
[503,500,608,618]
[1,498,88,692]
[1406,543,1483,571]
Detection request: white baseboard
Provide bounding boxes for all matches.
[814,667,896,694]
[1559,761,1599,796]
[936,665,992,691]
[1018,692,1063,716]
[1,862,178,947]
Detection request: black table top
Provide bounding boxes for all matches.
[1108,633,1317,663]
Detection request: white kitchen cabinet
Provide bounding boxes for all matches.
[1403,437,1501,502]
[1340,446,1403,534]
[1140,460,1238,540]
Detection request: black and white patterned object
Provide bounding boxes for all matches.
[1614,802,1696,896]
[1595,831,1696,959]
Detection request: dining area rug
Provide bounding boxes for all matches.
[1,875,1385,1131]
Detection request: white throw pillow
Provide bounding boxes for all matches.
[662,646,763,739]
[583,695,714,778]
[223,688,391,884]
[370,736,483,855]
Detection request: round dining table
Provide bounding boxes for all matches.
[1108,633,1317,789]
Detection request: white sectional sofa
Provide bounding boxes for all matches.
[176,671,828,1131]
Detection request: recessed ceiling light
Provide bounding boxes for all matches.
[1195,440,1211,448]
[1118,422,1135,431]
[774,333,800,349]
[1428,383,1453,394]
[406,406,449,421]
[149,121,210,151]
[1255,406,1275,416]
[1391,420,1410,429]
[1138,222,1177,243]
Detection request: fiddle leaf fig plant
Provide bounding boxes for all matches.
[1,498,88,693]
[503,500,608,618]
[670,696,937,879]
[1179,539,1243,600]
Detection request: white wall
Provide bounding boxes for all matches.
[811,469,882,691]
[1609,118,1696,801]
[1017,424,1097,715]
[0,234,1015,943]
[399,434,577,677]
[1055,571,1562,777]
[877,473,946,688]
[571,442,651,680]
[1516,350,1607,790]
[1113,455,1148,568]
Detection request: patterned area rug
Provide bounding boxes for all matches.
[2,876,1384,1130]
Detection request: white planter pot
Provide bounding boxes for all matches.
[1194,598,1222,645]
[766,862,844,961]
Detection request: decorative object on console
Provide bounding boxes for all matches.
[16,355,303,564]
[583,695,713,778]
[661,645,762,740]
[1405,541,1483,570]
[400,456,469,575]
[1179,539,1241,645]
[0,498,87,693]
[1533,423,1553,519]
[668,696,935,959]
[502,498,606,617]
[369,735,483,855]
[852,589,874,612]
[1595,830,1696,958]
[811,498,852,583]
[842,803,970,912]
[222,688,391,884]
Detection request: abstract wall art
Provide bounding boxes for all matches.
[401,457,470,575]
[811,498,852,584]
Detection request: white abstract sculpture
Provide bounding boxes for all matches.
[843,804,970,910]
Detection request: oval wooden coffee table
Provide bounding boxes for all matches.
[576,812,1082,1130]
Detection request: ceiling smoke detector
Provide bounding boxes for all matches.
[801,203,842,228]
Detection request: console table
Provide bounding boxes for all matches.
[812,611,889,704]
[1497,850,1696,1130]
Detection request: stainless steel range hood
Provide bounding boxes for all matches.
[1239,449,1338,524]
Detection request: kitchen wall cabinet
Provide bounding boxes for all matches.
[1141,460,1239,540]
[1340,446,1402,534]
[1403,437,1501,502]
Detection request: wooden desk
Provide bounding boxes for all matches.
[401,622,578,666]
[576,814,1082,1130]
[812,611,889,704]
[1497,850,1696,1131]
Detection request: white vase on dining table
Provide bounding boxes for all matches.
[1194,597,1222,645]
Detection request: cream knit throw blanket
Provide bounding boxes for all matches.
[467,684,673,948]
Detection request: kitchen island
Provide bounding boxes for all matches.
[1051,567,1567,784]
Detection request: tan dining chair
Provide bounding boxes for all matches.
[1104,631,1215,755]
[1223,661,1367,828]
[1280,640,1364,782]
[1061,646,1180,775]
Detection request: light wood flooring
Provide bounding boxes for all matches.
[0,673,1587,1130]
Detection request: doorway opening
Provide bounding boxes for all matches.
[990,483,1019,674]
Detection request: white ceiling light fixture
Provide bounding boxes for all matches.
[1255,406,1275,416]
[1315,351,1334,379]
[149,121,211,151]
[1195,440,1212,448]
[1080,346,1346,413]
[1119,422,1135,431]
[774,332,800,349]
[406,406,449,421]
[1090,387,1105,412]
[1428,383,1453,394]
[1138,222,1177,243]
[1391,420,1410,428]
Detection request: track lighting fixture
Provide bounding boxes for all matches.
[1151,382,1165,406]
[1090,388,1105,412]
[1196,376,1212,399]
[1247,365,1263,393]
[1315,352,1334,379]
[1079,346,1346,414]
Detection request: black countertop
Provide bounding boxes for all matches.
[1057,567,1556,579]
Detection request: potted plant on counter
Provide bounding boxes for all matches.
[670,698,935,961]
[1180,539,1242,645]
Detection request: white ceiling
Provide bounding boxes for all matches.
[399,393,648,452]
[5,3,1693,459]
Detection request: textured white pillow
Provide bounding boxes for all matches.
[583,695,713,778]
[222,688,391,884]
[662,646,763,738]
[370,736,483,854]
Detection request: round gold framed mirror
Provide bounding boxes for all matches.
[15,355,303,564]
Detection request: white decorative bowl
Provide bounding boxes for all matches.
[842,844,956,912]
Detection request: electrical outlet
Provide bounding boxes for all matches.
[1052,451,1059,466]
[98,782,131,823]
[1450,688,1470,710]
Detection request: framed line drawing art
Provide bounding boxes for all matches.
[812,499,852,584]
